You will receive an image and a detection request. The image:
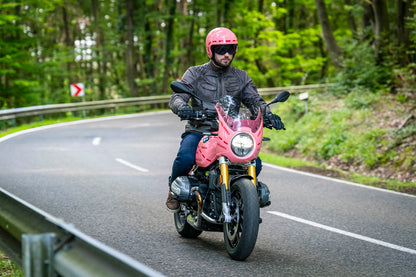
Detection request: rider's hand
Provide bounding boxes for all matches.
[178,105,194,120]
[204,109,217,120]
[264,112,285,130]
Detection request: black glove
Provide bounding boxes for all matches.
[177,105,194,120]
[264,112,285,130]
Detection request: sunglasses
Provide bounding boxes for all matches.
[212,44,237,55]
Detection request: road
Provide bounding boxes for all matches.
[1,111,415,276]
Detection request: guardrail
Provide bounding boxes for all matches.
[0,95,172,125]
[0,188,164,277]
[0,84,333,125]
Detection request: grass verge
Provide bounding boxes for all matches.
[0,252,21,277]
[260,151,416,195]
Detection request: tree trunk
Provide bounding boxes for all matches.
[254,0,274,87]
[344,0,357,35]
[216,0,222,26]
[162,0,176,94]
[187,0,197,68]
[61,4,74,85]
[362,1,374,41]
[372,0,389,63]
[285,0,295,34]
[396,0,414,65]
[91,0,106,100]
[315,0,342,67]
[125,0,138,97]
[223,0,233,26]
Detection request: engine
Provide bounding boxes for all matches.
[171,176,192,201]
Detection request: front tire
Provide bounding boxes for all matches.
[174,210,202,238]
[224,178,260,261]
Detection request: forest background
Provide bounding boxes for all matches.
[1,0,416,190]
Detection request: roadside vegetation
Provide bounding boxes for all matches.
[262,85,416,195]
[1,86,415,195]
[0,252,21,277]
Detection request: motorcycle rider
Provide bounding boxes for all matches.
[166,27,285,211]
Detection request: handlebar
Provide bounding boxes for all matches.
[179,110,217,121]
[180,110,283,131]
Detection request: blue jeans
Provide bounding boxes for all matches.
[170,132,262,185]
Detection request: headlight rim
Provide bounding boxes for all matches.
[230,132,254,157]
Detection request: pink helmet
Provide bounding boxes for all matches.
[205,27,238,58]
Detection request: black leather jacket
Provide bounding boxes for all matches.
[170,61,270,134]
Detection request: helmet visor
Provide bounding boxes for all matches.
[212,44,237,55]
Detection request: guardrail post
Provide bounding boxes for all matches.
[22,233,55,277]
[299,92,309,114]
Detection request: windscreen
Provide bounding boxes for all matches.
[216,95,262,132]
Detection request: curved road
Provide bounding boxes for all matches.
[1,112,415,276]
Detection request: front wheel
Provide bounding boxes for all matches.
[174,210,202,238]
[224,178,260,261]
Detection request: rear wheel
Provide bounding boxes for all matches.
[224,178,259,261]
[174,210,202,238]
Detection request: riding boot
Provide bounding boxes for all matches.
[166,176,179,212]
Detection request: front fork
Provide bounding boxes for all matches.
[219,157,257,223]
[247,160,258,187]
[219,156,232,223]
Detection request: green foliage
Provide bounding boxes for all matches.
[0,251,22,277]
[394,124,416,141]
[344,89,381,109]
[264,88,412,173]
[333,38,392,93]
[0,0,415,111]
[407,2,416,50]
[393,63,416,93]
[260,152,318,168]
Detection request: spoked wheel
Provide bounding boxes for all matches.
[224,178,260,261]
[174,209,202,238]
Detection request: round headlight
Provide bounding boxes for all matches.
[231,133,254,157]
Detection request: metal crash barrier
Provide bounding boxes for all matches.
[0,84,334,125]
[0,188,164,277]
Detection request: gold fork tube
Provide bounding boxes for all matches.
[248,164,257,187]
[219,156,229,190]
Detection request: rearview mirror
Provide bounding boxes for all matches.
[267,90,290,106]
[170,81,201,101]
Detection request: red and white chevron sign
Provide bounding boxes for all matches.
[70,83,85,97]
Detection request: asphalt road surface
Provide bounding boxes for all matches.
[1,111,415,276]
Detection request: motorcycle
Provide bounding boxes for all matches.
[169,81,290,260]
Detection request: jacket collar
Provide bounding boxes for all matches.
[207,60,231,73]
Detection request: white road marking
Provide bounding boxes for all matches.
[263,163,416,198]
[267,210,416,255]
[0,111,171,144]
[116,158,149,173]
[92,137,101,146]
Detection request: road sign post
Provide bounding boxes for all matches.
[299,92,309,114]
[70,83,86,117]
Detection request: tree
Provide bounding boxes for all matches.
[125,0,138,97]
[1,0,415,112]
[162,0,177,93]
[344,0,357,35]
[396,0,415,65]
[372,0,389,63]
[315,0,343,67]
[91,0,107,100]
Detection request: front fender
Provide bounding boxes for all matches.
[230,175,254,187]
